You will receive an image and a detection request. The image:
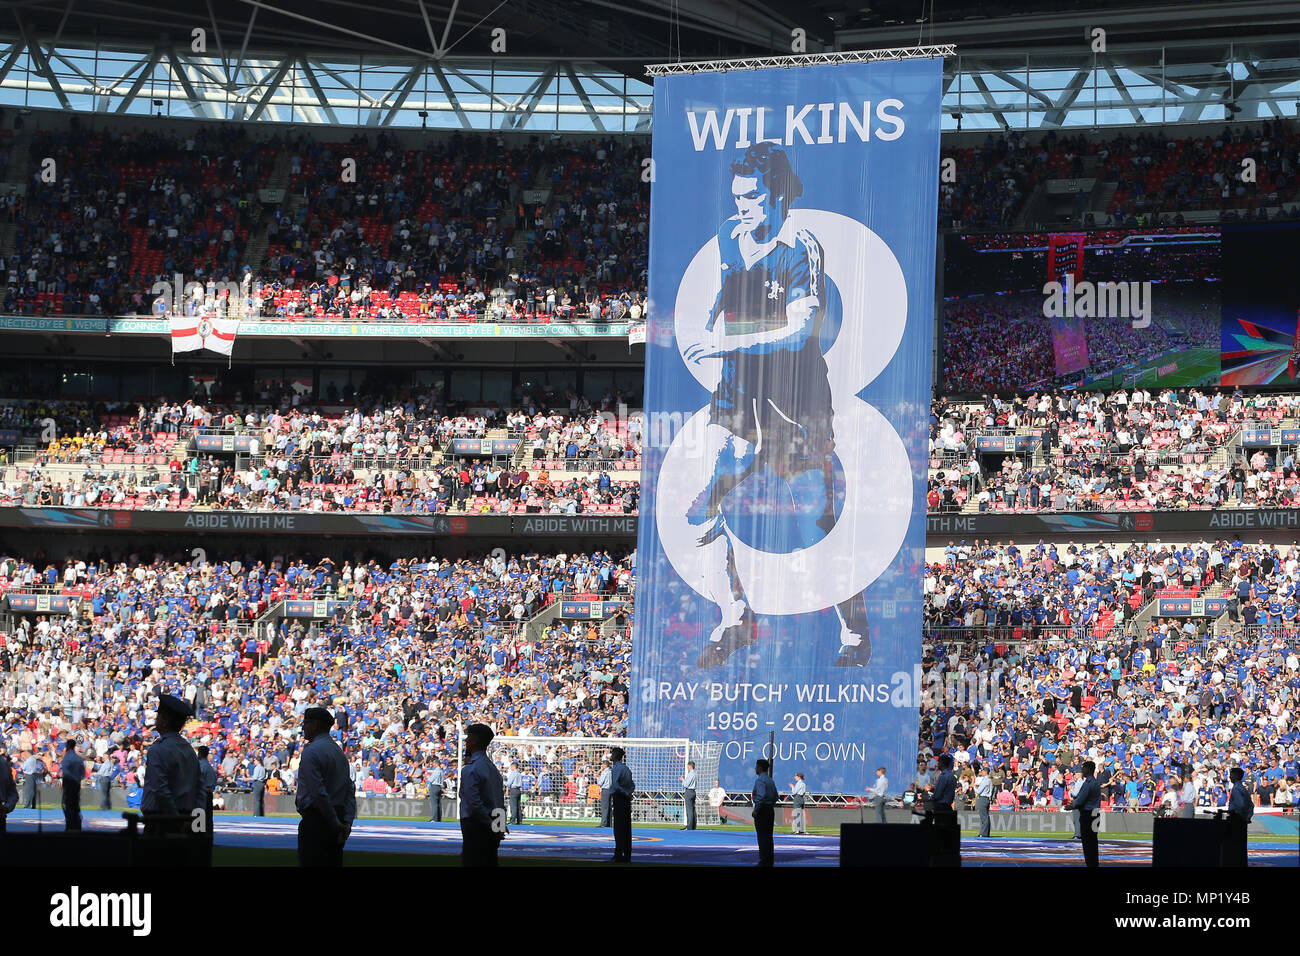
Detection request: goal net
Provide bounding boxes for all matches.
[470,734,723,825]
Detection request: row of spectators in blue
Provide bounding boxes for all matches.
[0,548,632,796]
[916,620,1297,810]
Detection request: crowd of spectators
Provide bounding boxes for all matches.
[5,123,650,323]
[916,536,1299,811]
[14,385,1300,518]
[940,129,1049,230]
[929,387,1300,513]
[941,122,1300,233]
[1097,121,1300,226]
[941,299,1059,392]
[253,132,649,324]
[0,400,100,446]
[6,124,274,317]
[0,549,632,800]
[3,387,644,516]
[916,624,1298,812]
[5,120,1298,322]
[3,537,1294,814]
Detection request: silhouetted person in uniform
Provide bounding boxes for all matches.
[1225,767,1253,868]
[459,723,506,866]
[752,759,778,866]
[0,737,18,831]
[926,755,960,863]
[141,694,200,838]
[294,707,355,867]
[608,747,635,862]
[196,745,218,865]
[59,740,85,831]
[1070,760,1102,868]
[930,755,957,812]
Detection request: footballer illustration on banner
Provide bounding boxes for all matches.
[658,142,911,667]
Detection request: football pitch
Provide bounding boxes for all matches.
[1085,348,1221,389]
[4,810,1296,867]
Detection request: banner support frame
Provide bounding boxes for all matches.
[645,45,955,77]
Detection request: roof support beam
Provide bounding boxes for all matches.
[1040,68,1095,128]
[246,53,292,122]
[14,15,70,110]
[501,66,556,130]
[0,42,25,88]
[113,44,163,114]
[379,64,425,126]
[563,63,606,133]
[229,3,259,91]
[431,63,473,129]
[299,55,341,126]
[203,0,231,87]
[443,65,514,112]
[165,49,211,117]
[1102,58,1145,125]
[969,73,1011,131]
[436,0,461,55]
[1239,61,1285,119]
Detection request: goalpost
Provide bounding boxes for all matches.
[460,732,724,825]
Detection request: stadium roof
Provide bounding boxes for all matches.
[0,0,1296,131]
[8,0,1298,67]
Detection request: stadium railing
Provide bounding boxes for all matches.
[526,456,641,471]
[1208,623,1300,645]
[924,624,1119,644]
[242,452,447,473]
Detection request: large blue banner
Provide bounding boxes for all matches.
[631,58,941,795]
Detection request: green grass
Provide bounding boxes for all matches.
[212,843,674,867]
[912,829,1283,844]
[208,829,1288,867]
[211,846,572,867]
[1083,347,1220,390]
[1132,348,1220,389]
[35,809,1293,853]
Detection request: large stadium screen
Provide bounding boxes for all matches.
[941,227,1221,392]
[1220,222,1300,386]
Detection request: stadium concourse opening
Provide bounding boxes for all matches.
[0,0,1299,894]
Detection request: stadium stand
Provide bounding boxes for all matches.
[2,539,1294,812]
[910,536,1299,813]
[0,550,633,799]
[929,389,1300,513]
[0,79,1298,832]
[5,121,1298,319]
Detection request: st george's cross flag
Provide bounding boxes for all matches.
[170,311,240,360]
